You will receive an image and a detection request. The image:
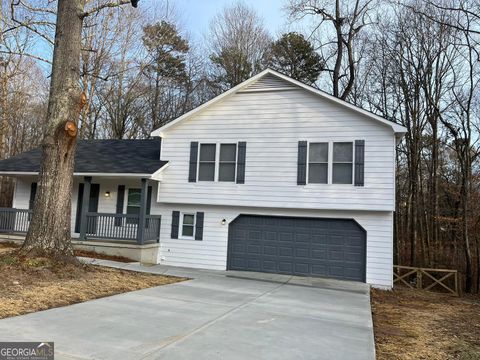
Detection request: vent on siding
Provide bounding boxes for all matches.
[239,73,298,92]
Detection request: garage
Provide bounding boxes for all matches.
[227,215,366,282]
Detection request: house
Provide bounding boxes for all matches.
[0,69,406,288]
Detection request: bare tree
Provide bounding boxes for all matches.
[208,2,271,90]
[287,0,376,99]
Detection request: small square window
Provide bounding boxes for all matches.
[181,213,195,237]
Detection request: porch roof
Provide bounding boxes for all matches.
[0,139,167,176]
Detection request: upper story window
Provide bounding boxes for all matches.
[332,142,353,184]
[219,144,237,182]
[198,143,237,182]
[198,144,216,181]
[307,142,354,185]
[308,143,328,184]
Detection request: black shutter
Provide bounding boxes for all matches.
[115,185,125,226]
[189,142,199,182]
[29,182,37,210]
[171,211,180,239]
[297,141,307,185]
[236,142,246,184]
[355,140,365,186]
[195,212,204,241]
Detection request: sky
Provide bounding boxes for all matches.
[30,0,301,74]
[146,0,292,42]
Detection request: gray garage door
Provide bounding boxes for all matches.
[227,215,366,282]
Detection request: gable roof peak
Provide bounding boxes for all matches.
[151,68,407,137]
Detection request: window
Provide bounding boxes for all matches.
[181,213,195,237]
[126,188,141,224]
[198,144,216,181]
[332,142,353,184]
[219,144,237,182]
[308,143,328,184]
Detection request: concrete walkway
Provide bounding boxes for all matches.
[0,260,375,360]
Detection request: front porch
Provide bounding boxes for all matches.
[0,175,162,262]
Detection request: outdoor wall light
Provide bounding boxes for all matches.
[104,191,111,197]
[221,219,226,225]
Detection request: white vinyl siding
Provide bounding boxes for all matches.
[157,83,396,211]
[152,203,394,288]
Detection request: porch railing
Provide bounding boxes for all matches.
[0,208,161,244]
[85,212,161,244]
[0,208,32,233]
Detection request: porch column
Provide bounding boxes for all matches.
[136,178,148,245]
[79,176,92,240]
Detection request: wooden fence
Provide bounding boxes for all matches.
[393,265,459,296]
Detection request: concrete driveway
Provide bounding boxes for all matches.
[0,262,375,360]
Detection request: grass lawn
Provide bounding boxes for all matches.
[0,243,186,319]
[372,287,480,360]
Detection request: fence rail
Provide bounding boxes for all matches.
[0,208,32,233]
[0,208,161,245]
[394,265,459,296]
[85,212,161,244]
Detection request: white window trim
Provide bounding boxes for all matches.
[197,142,238,183]
[306,141,356,185]
[180,212,196,239]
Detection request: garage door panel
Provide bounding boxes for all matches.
[295,248,309,258]
[264,231,277,241]
[312,234,328,244]
[295,233,310,242]
[263,245,277,255]
[228,215,366,282]
[295,263,309,274]
[311,249,327,260]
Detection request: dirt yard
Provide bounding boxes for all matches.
[0,243,185,319]
[372,287,480,360]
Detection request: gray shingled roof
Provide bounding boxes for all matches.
[0,138,167,174]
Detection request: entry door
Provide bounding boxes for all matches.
[75,183,100,233]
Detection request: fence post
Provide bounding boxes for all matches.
[416,269,423,289]
[454,271,458,296]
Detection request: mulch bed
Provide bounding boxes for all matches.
[372,287,480,360]
[0,244,186,319]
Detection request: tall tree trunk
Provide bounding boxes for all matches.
[0,62,12,207]
[21,0,86,261]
